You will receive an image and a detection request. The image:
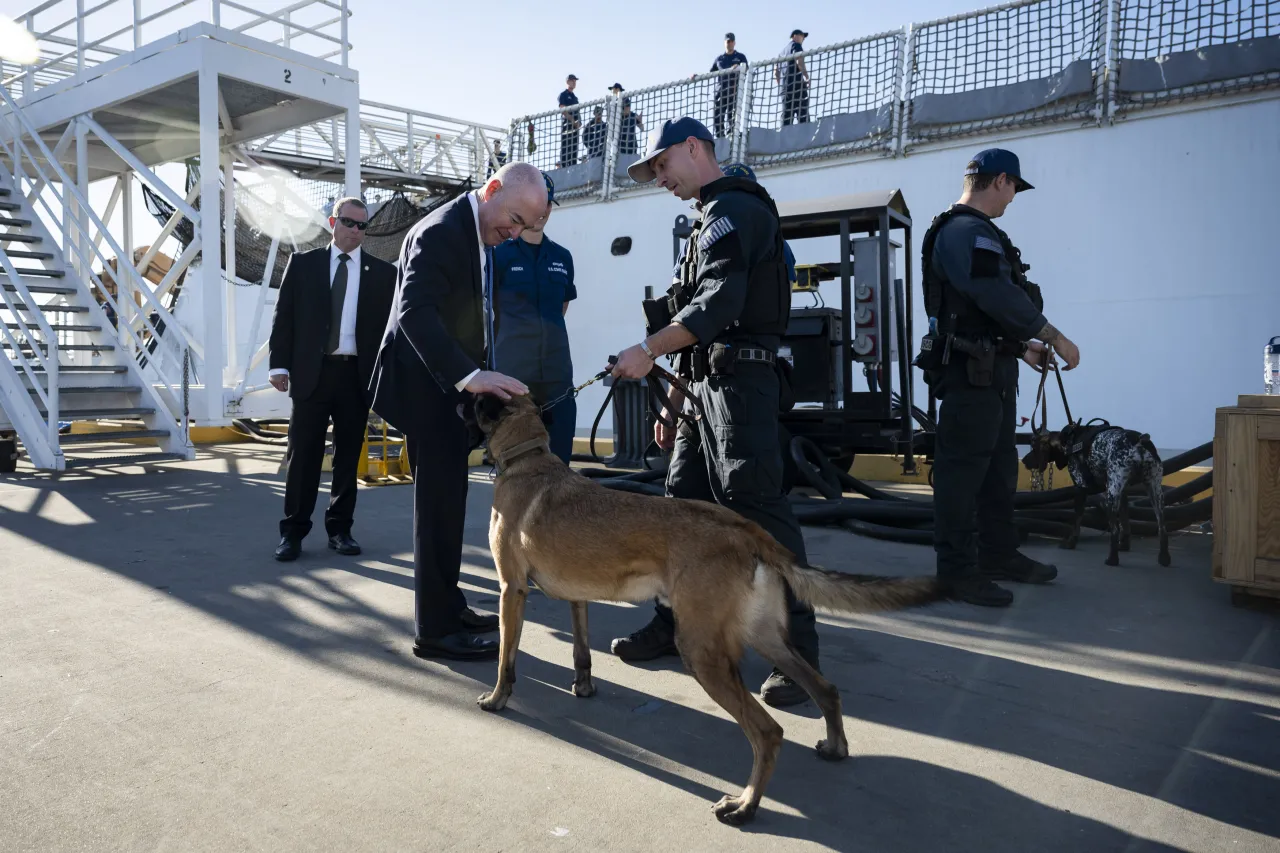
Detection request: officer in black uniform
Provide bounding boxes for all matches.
[917,148,1082,607]
[606,118,820,708]
[709,33,748,138]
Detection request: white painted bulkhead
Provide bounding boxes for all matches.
[549,95,1280,454]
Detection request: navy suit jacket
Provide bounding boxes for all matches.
[370,194,485,433]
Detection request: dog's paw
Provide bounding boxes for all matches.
[476,690,509,712]
[1104,555,1120,567]
[712,794,758,826]
[1059,537,1078,550]
[571,675,596,698]
[815,737,849,761]
[1158,552,1172,567]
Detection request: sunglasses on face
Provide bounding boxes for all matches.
[336,216,368,231]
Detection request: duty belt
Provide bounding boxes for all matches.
[736,347,776,364]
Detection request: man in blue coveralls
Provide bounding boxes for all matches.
[488,175,578,463]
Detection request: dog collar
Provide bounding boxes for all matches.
[495,438,550,473]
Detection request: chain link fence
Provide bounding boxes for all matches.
[905,0,1107,146]
[745,31,905,166]
[1114,0,1280,112]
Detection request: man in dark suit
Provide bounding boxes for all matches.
[269,197,396,561]
[370,163,546,662]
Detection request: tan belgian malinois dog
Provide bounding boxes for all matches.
[471,394,942,825]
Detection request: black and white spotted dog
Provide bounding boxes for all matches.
[1026,420,1171,568]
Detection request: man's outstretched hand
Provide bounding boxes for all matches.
[464,371,529,400]
[609,344,653,380]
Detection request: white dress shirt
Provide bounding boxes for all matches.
[456,192,486,391]
[269,244,362,379]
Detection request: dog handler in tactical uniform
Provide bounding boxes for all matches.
[606,117,820,708]
[917,148,1081,607]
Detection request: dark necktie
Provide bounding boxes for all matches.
[326,252,351,354]
[484,246,495,369]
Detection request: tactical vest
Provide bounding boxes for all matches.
[667,177,791,343]
[920,205,1043,339]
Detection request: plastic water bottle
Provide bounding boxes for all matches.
[1267,336,1280,395]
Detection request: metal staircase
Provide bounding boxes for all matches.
[0,88,193,472]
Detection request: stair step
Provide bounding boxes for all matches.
[0,201,20,212]
[3,342,115,351]
[3,303,89,313]
[3,249,55,260]
[2,282,75,294]
[0,234,43,244]
[40,406,154,418]
[60,429,170,445]
[62,452,186,469]
[0,188,10,197]
[31,385,142,395]
[0,267,66,278]
[5,322,101,332]
[0,216,32,227]
[28,364,126,373]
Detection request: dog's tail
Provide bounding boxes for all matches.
[775,561,944,613]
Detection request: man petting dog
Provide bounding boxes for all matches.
[607,117,820,708]
[916,149,1082,607]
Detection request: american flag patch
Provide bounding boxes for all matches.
[974,235,1003,254]
[698,216,737,251]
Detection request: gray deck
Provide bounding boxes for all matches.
[1,444,1276,853]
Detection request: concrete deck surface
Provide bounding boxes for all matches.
[1,444,1277,853]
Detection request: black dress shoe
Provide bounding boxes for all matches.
[610,615,679,662]
[274,537,300,562]
[327,532,361,556]
[458,607,499,633]
[412,632,499,661]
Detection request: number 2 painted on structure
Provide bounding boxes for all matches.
[284,69,292,84]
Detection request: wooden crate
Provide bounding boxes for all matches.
[1213,400,1280,601]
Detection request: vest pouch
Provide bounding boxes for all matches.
[642,297,672,337]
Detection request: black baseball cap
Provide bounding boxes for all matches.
[566,73,578,81]
[791,28,808,37]
[725,32,735,40]
[542,171,560,206]
[966,148,1034,192]
[627,117,715,183]
[610,82,623,90]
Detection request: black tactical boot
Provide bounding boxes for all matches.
[760,651,821,709]
[982,552,1058,584]
[610,614,678,662]
[946,576,1015,607]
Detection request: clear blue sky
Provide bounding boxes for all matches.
[3,0,984,127]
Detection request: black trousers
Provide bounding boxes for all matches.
[713,85,737,137]
[932,356,1021,581]
[406,403,471,639]
[280,357,368,540]
[559,120,579,167]
[653,364,820,664]
[782,79,810,125]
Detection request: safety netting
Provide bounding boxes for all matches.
[1115,0,1280,111]
[905,0,1106,145]
[745,32,904,167]
[509,94,611,201]
[606,73,736,194]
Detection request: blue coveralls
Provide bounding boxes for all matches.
[489,235,578,463]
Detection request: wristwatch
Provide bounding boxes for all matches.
[639,339,656,360]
